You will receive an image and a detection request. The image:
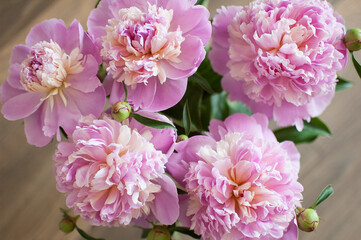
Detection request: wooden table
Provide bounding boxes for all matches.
[0,0,360,239]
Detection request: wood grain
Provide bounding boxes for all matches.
[0,0,360,239]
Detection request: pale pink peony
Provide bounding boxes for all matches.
[209,0,347,130]
[0,19,106,147]
[54,113,179,226]
[167,113,303,239]
[88,0,211,111]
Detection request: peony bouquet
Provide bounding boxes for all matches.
[2,0,361,239]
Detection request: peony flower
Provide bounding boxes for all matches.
[54,113,179,226]
[167,113,303,239]
[0,19,105,147]
[87,0,211,111]
[209,0,347,130]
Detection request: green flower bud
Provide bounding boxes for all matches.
[177,134,189,142]
[296,207,319,232]
[344,28,361,52]
[147,226,171,240]
[59,218,75,234]
[111,101,132,122]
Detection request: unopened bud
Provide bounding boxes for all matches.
[344,28,361,52]
[177,134,189,142]
[147,226,171,240]
[296,207,319,232]
[59,218,75,233]
[111,101,132,122]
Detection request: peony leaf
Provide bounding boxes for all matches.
[172,227,201,239]
[76,227,104,240]
[311,185,334,209]
[187,83,204,131]
[336,76,353,91]
[196,56,222,93]
[95,0,101,8]
[351,53,361,79]
[195,0,209,7]
[97,64,107,83]
[208,92,252,121]
[183,100,191,136]
[131,113,176,129]
[189,73,215,94]
[227,99,252,116]
[141,229,151,238]
[274,118,331,144]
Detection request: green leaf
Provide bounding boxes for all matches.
[336,76,353,91]
[311,185,334,209]
[274,118,331,144]
[227,99,252,116]
[97,64,107,83]
[195,0,209,7]
[76,227,104,240]
[189,73,215,94]
[183,101,191,136]
[131,113,176,129]
[141,229,152,238]
[207,92,252,121]
[351,53,361,79]
[173,227,201,239]
[186,83,204,131]
[196,56,222,93]
[210,92,230,120]
[95,0,101,8]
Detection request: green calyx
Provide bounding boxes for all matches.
[111,101,132,122]
[296,207,319,232]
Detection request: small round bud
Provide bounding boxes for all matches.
[59,218,75,233]
[296,207,319,232]
[177,134,189,142]
[147,226,171,240]
[111,101,132,122]
[344,28,361,52]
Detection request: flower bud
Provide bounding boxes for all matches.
[296,207,319,232]
[344,28,361,52]
[59,218,75,233]
[111,101,132,122]
[177,134,189,142]
[146,226,171,240]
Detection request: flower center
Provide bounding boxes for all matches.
[20,40,84,109]
[102,4,184,87]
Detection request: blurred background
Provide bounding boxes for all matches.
[0,0,360,239]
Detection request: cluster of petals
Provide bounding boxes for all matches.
[0,19,105,146]
[209,0,347,130]
[54,113,179,226]
[167,113,303,239]
[88,0,211,111]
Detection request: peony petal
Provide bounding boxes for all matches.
[67,55,102,93]
[25,19,67,47]
[150,174,179,225]
[129,111,176,156]
[170,5,211,45]
[0,81,25,104]
[24,108,52,147]
[160,36,205,79]
[1,92,43,120]
[279,218,298,240]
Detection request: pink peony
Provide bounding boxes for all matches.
[0,19,105,147]
[167,113,303,239]
[87,0,211,111]
[54,112,179,226]
[209,0,347,130]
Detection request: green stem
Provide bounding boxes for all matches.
[123,82,128,102]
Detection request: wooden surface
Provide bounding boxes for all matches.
[0,0,360,239]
